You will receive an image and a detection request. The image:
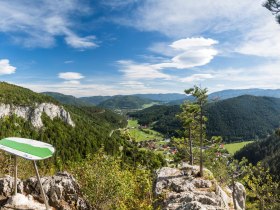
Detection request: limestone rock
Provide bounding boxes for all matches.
[231,182,246,210]
[0,172,90,210]
[0,103,75,128]
[0,175,23,196]
[154,163,246,210]
[3,193,47,210]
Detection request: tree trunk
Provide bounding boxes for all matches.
[189,126,193,165]
[199,104,203,177]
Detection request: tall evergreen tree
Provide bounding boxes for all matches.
[185,85,208,177]
[177,101,199,165]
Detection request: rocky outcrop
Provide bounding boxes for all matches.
[154,163,246,210]
[231,182,246,210]
[0,103,75,128]
[0,172,89,210]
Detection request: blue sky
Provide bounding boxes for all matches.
[0,0,280,96]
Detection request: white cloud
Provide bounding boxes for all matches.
[180,74,214,82]
[0,59,16,75]
[120,0,263,38]
[58,72,84,80]
[14,81,170,97]
[118,37,218,80]
[119,81,146,88]
[118,60,172,80]
[236,20,280,58]
[0,0,97,48]
[65,34,98,49]
[63,80,81,85]
[117,0,280,59]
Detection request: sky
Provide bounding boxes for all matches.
[0,0,280,96]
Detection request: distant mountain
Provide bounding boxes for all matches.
[79,96,111,105]
[98,95,158,110]
[134,93,186,102]
[168,88,280,105]
[129,95,280,142]
[208,88,280,100]
[42,92,90,106]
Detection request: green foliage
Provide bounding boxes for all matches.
[234,134,280,179]
[0,82,57,106]
[129,105,181,137]
[130,95,280,142]
[243,162,280,210]
[42,92,90,106]
[69,148,153,210]
[99,95,157,110]
[79,96,111,105]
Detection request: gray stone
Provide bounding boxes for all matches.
[0,103,75,128]
[0,172,90,210]
[154,163,246,210]
[0,175,23,196]
[232,182,246,210]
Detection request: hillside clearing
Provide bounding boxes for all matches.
[224,141,254,155]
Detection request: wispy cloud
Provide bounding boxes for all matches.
[58,72,84,80]
[118,60,172,80]
[118,37,218,80]
[0,0,97,49]
[0,59,16,75]
[180,74,214,82]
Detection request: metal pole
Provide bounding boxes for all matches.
[14,156,17,195]
[33,160,49,210]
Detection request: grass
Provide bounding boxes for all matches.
[142,102,160,109]
[127,120,163,142]
[224,141,254,155]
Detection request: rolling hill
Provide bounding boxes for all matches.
[0,82,126,162]
[98,95,158,110]
[42,92,91,106]
[129,95,280,142]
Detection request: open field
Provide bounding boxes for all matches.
[127,119,163,142]
[224,141,254,155]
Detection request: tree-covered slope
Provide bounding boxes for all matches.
[0,83,165,169]
[0,83,126,162]
[134,93,186,102]
[129,95,280,141]
[42,92,90,106]
[79,96,111,105]
[206,95,280,141]
[0,82,57,106]
[98,95,157,110]
[234,134,280,179]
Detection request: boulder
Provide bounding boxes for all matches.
[0,172,90,210]
[154,163,246,210]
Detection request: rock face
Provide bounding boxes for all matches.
[154,163,246,210]
[232,182,246,210]
[0,172,89,210]
[0,103,75,128]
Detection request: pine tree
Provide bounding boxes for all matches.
[185,85,208,177]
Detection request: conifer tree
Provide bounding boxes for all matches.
[185,85,208,177]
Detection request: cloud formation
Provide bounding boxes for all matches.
[58,72,84,80]
[118,37,218,80]
[0,0,97,49]
[0,59,16,75]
